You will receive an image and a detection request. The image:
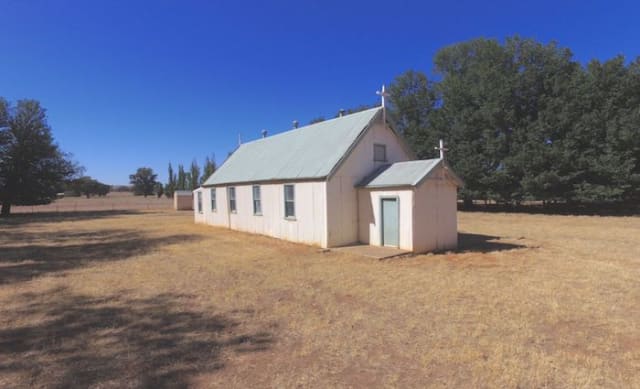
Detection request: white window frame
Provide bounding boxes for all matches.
[252,185,262,215]
[228,187,236,213]
[197,191,203,213]
[210,188,216,212]
[284,184,295,219]
[374,143,387,162]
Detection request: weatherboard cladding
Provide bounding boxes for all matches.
[360,159,442,188]
[202,108,382,186]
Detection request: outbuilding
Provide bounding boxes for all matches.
[174,190,193,211]
[194,106,463,253]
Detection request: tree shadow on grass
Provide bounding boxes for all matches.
[0,210,144,226]
[459,202,640,216]
[0,288,273,388]
[0,228,140,245]
[0,229,201,285]
[456,232,528,253]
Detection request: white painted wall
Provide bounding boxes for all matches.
[412,170,459,253]
[194,188,205,222]
[357,189,414,250]
[195,182,327,247]
[194,187,229,226]
[326,119,411,247]
[194,115,457,253]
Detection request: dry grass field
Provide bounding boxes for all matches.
[0,209,639,388]
[10,192,173,214]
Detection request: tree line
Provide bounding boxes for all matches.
[162,157,216,198]
[388,36,640,206]
[127,157,216,198]
[0,96,220,214]
[2,36,638,215]
[65,176,111,198]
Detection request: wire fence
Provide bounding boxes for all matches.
[10,194,174,214]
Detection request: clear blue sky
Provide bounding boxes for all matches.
[2,0,638,184]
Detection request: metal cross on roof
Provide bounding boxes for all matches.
[376,84,390,109]
[376,84,390,123]
[435,139,449,160]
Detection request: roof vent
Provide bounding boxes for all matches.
[292,120,299,129]
[339,109,345,117]
[261,129,268,138]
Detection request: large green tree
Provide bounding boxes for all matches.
[129,167,158,197]
[0,99,79,216]
[390,36,640,206]
[503,38,581,204]
[0,99,10,191]
[388,70,440,159]
[432,38,516,204]
[567,56,640,202]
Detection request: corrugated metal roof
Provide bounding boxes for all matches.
[203,107,382,186]
[359,159,442,188]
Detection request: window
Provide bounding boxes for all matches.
[284,184,295,218]
[252,185,262,215]
[197,191,203,213]
[374,143,387,162]
[228,187,236,213]
[210,188,216,212]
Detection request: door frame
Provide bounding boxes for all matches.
[380,195,400,248]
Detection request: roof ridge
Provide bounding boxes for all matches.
[359,158,448,188]
[202,106,382,186]
[240,107,382,147]
[392,158,440,164]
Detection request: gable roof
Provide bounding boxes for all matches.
[359,159,464,188]
[203,107,382,186]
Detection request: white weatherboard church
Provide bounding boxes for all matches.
[194,99,463,253]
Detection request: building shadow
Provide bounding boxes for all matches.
[0,288,273,388]
[0,228,201,285]
[456,232,528,253]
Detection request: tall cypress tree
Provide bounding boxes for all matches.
[189,160,200,190]
[201,155,216,185]
[165,162,176,198]
[177,165,186,190]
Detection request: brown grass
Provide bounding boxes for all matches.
[1,210,639,388]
